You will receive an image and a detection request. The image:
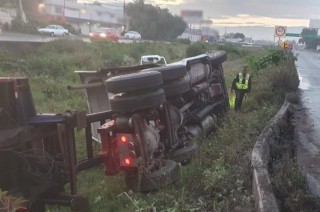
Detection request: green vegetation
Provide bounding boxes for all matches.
[186,42,250,59]
[0,189,26,211]
[0,40,188,113]
[245,49,289,72]
[126,0,187,40]
[0,41,301,211]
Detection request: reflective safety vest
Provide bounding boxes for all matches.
[236,73,250,90]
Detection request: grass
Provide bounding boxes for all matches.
[0,41,298,211]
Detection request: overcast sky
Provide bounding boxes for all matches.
[79,0,319,39]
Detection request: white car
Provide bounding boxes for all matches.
[124,31,141,40]
[38,25,69,37]
[140,55,167,66]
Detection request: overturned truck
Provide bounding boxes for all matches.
[0,51,228,210]
[72,51,229,191]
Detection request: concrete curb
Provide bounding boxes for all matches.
[251,101,290,212]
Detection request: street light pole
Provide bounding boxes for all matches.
[63,0,65,18]
[78,9,86,34]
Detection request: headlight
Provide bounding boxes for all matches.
[100,33,107,38]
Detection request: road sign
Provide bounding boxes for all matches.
[302,34,320,38]
[274,26,287,37]
[286,33,301,37]
[286,33,320,38]
[281,41,288,49]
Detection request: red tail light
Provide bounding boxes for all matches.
[120,135,127,143]
[116,134,137,167]
[124,157,131,165]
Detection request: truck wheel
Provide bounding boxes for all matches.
[106,71,163,94]
[163,74,190,97]
[208,51,227,67]
[110,88,166,112]
[169,141,198,165]
[125,160,180,192]
[50,32,54,37]
[143,65,187,81]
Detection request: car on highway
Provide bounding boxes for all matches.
[89,28,120,42]
[37,25,69,37]
[124,31,141,40]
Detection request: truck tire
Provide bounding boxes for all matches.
[143,65,187,81]
[125,160,180,192]
[106,71,163,94]
[163,74,190,97]
[110,88,166,112]
[169,141,198,165]
[208,51,227,67]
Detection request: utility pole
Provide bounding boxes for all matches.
[18,0,28,24]
[63,0,65,19]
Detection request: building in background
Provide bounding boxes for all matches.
[179,27,219,43]
[179,10,218,43]
[309,19,320,29]
[41,0,128,35]
[0,8,16,29]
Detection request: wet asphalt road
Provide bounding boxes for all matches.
[0,31,133,43]
[295,51,320,146]
[0,31,91,43]
[295,50,320,196]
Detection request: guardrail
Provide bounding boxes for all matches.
[251,101,290,212]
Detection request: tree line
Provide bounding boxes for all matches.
[126,0,187,41]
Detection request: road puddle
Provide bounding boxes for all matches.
[299,75,310,90]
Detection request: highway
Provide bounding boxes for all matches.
[0,31,136,43]
[0,31,91,43]
[295,50,320,196]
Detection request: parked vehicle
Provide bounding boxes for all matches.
[140,55,167,65]
[37,25,69,36]
[74,51,229,192]
[89,28,120,41]
[124,31,141,40]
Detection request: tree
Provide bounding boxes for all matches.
[234,33,245,39]
[126,1,187,40]
[301,28,318,49]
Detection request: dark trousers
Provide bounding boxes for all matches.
[235,90,246,111]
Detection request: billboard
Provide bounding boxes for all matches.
[180,10,203,24]
[310,19,320,29]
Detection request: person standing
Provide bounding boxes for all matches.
[231,66,251,111]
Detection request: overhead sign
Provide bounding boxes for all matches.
[274,26,287,37]
[286,33,301,37]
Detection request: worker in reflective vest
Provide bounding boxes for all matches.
[231,66,252,111]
